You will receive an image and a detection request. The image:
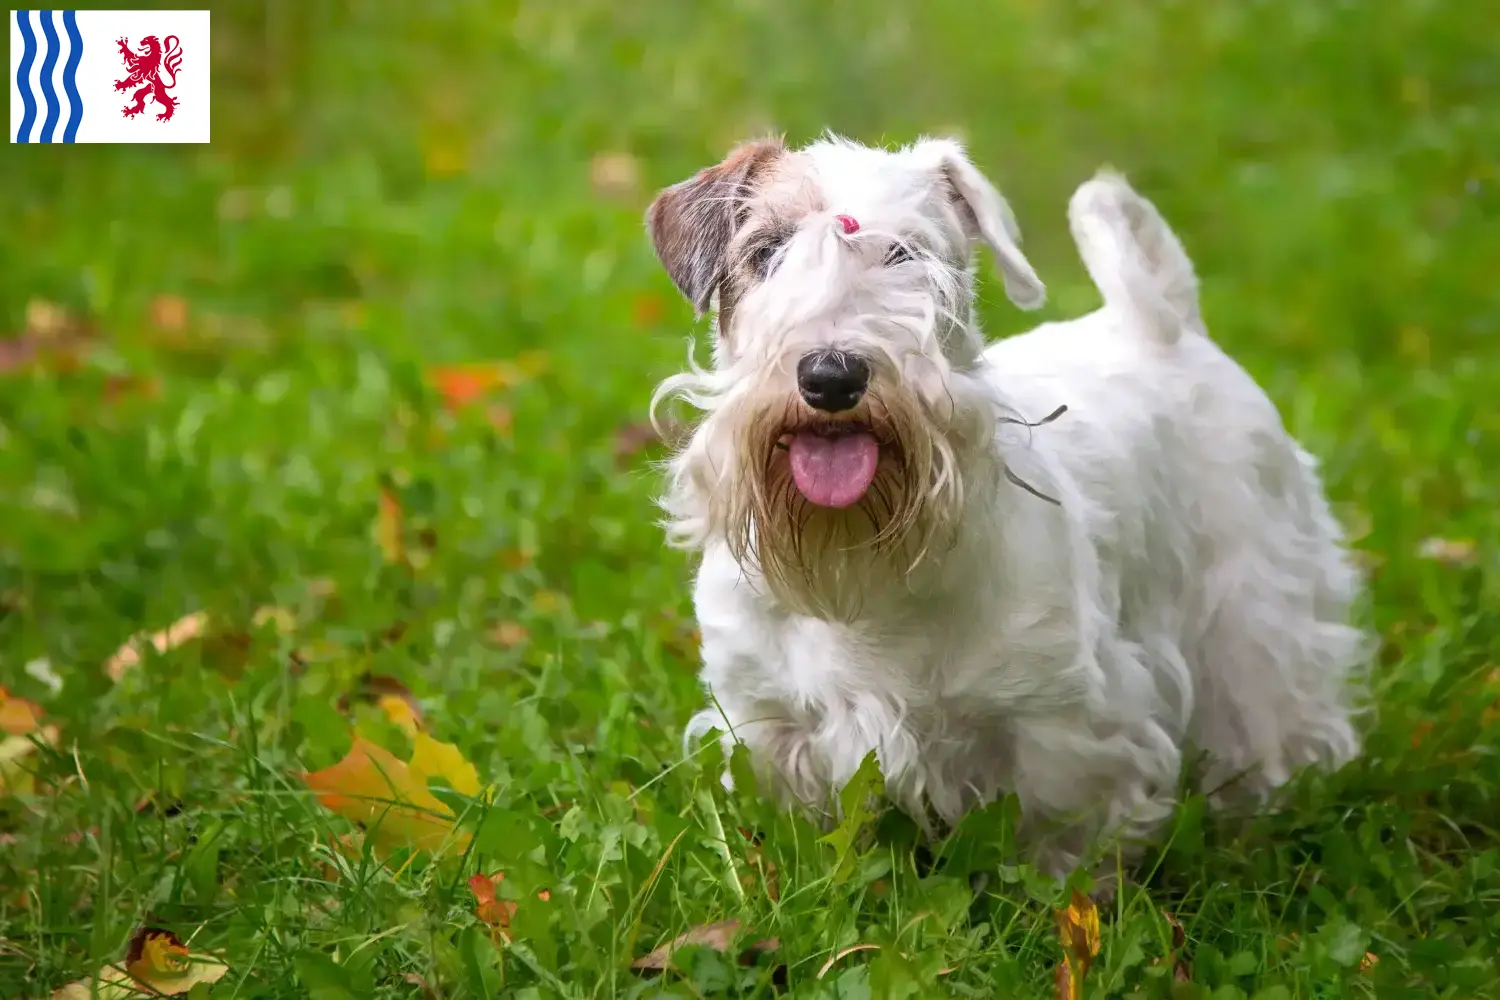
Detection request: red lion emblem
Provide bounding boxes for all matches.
[114,34,183,122]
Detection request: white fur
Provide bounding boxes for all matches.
[651,136,1369,875]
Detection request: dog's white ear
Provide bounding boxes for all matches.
[646,138,785,316]
[917,139,1045,310]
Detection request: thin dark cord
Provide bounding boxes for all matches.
[1000,404,1069,506]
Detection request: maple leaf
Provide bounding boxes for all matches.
[632,920,779,972]
[303,733,479,857]
[1054,888,1101,1000]
[52,927,227,998]
[104,611,209,682]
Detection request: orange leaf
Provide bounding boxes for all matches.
[0,687,43,736]
[426,362,527,410]
[104,611,209,682]
[303,733,480,858]
[468,872,518,930]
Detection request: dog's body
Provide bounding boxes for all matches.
[646,135,1367,874]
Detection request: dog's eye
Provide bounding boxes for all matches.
[885,243,915,266]
[750,241,783,277]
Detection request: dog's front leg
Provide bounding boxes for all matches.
[1009,707,1180,880]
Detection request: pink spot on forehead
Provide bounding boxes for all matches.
[834,214,860,235]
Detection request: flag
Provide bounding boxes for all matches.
[10,9,210,143]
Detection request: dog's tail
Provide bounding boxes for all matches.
[1067,171,1203,345]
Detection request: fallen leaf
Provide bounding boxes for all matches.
[148,295,190,333]
[251,605,297,634]
[1,724,57,796]
[52,927,227,998]
[1417,537,1477,565]
[104,611,209,682]
[409,731,482,798]
[489,621,529,648]
[379,695,422,736]
[632,920,779,971]
[613,422,664,464]
[1054,888,1101,1000]
[377,486,405,564]
[590,151,642,200]
[469,872,519,932]
[816,943,881,979]
[303,734,478,857]
[630,291,666,328]
[426,361,530,410]
[2,300,92,375]
[0,687,43,736]
[1163,910,1191,982]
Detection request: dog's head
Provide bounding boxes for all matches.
[646,134,1044,618]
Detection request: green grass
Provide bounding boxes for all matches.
[3,0,1500,996]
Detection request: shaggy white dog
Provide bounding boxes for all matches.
[644,133,1368,875]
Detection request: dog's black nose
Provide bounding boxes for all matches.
[797,351,870,412]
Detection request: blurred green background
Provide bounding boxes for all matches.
[3,1,1499,996]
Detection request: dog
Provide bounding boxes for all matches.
[643,133,1368,876]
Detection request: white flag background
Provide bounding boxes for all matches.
[10,9,210,143]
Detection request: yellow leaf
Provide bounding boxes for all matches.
[0,686,43,736]
[303,737,472,857]
[1054,888,1101,999]
[410,732,481,798]
[378,694,422,736]
[1,725,57,796]
[104,611,209,682]
[52,928,227,998]
[377,487,405,564]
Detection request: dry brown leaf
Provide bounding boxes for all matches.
[105,611,209,682]
[632,920,779,971]
[1163,910,1191,982]
[816,943,882,979]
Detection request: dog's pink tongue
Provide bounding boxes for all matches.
[788,431,879,508]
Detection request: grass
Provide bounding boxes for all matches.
[3,0,1499,996]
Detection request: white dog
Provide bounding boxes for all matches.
[644,133,1368,875]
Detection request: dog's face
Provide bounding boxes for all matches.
[646,135,1044,618]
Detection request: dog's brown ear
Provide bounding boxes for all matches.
[916,138,1046,310]
[646,138,785,316]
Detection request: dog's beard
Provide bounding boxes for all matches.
[714,382,969,622]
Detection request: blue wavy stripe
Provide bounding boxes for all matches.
[14,11,38,142]
[61,10,82,142]
[37,10,62,142]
